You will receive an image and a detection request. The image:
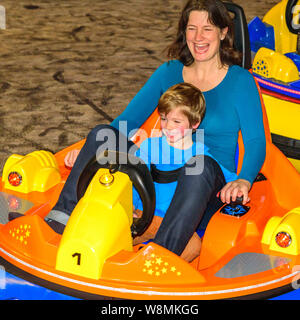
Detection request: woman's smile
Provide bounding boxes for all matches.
[194,43,209,55]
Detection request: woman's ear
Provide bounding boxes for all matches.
[220,27,228,40]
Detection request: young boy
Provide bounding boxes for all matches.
[131,83,237,259]
[64,83,236,221]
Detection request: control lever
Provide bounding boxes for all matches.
[230,196,244,207]
[220,196,250,218]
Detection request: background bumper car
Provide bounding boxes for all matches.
[249,0,300,172]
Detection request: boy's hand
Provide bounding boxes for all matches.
[133,208,142,218]
[64,149,80,168]
[218,179,251,205]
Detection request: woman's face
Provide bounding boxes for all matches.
[185,10,228,64]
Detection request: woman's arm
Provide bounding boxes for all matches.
[110,64,165,138]
[220,69,266,204]
[110,61,183,138]
[236,70,266,184]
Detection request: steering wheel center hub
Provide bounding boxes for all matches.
[99,172,114,187]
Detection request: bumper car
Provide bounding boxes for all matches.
[248,0,300,172]
[1,3,300,300]
[1,101,300,300]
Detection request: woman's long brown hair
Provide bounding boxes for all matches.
[166,0,242,66]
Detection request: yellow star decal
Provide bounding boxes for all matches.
[142,254,183,278]
[8,224,32,245]
[148,269,154,275]
[144,260,152,268]
[161,267,167,274]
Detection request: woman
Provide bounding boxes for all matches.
[32,0,266,260]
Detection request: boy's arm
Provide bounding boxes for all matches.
[132,138,152,210]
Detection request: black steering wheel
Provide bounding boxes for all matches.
[286,0,300,34]
[76,150,156,238]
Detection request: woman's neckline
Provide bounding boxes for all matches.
[181,63,232,93]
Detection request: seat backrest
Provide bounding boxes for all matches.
[224,2,252,70]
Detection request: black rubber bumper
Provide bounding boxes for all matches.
[271,133,300,160]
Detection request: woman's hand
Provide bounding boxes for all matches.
[218,179,251,205]
[64,149,80,168]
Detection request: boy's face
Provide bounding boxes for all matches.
[160,108,199,146]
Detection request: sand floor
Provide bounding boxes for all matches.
[0,0,280,170]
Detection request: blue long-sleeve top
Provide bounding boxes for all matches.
[111,60,266,184]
